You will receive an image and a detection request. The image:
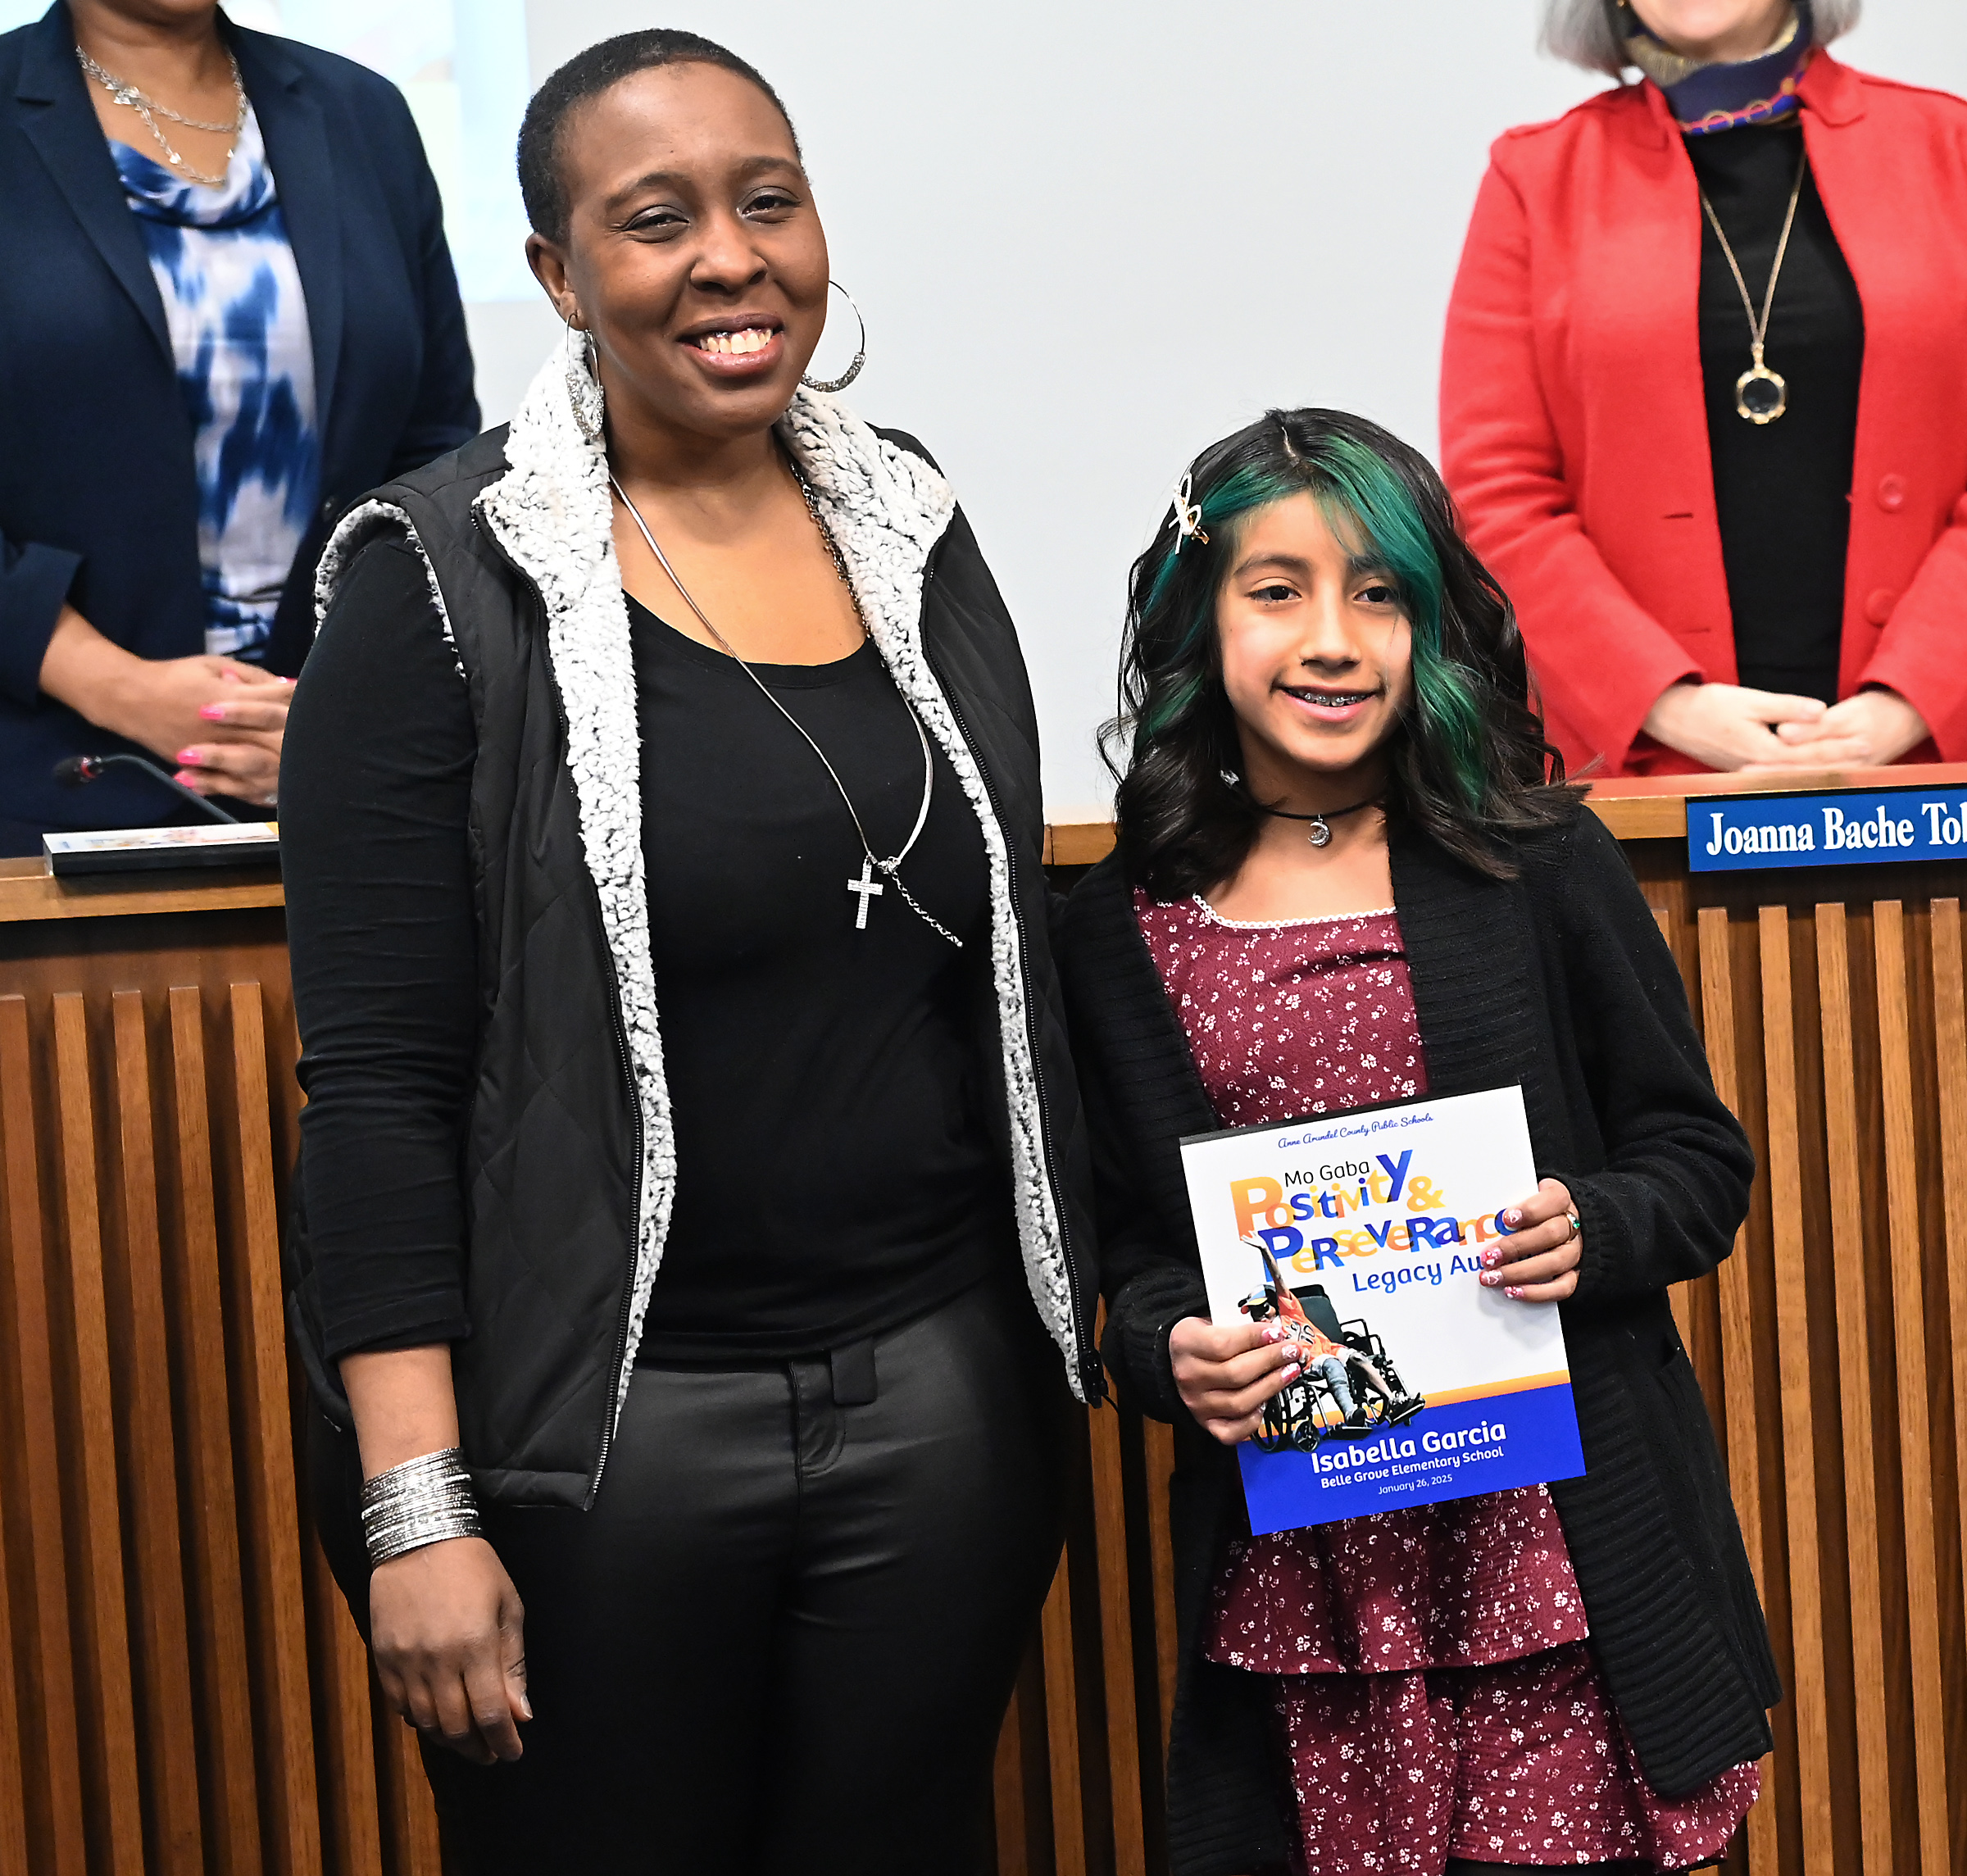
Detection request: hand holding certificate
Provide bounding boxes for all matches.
[1178,1084,1587,1536]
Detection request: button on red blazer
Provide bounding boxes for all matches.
[1440,53,1967,776]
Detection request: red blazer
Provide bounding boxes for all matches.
[1440,54,1967,776]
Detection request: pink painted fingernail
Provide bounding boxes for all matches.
[172,769,198,786]
[199,703,226,721]
[1505,1286,1524,1300]
[1504,1209,1522,1225]
[176,747,201,764]
[1482,1251,1499,1268]
[1481,1271,1501,1286]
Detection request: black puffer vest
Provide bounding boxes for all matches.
[284,372,1102,1508]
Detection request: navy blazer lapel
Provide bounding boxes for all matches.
[16,5,170,361]
[234,25,343,429]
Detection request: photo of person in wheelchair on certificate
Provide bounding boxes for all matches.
[1238,1239,1424,1445]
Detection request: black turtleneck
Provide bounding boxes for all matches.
[1688,118,1865,706]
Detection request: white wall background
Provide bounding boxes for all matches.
[507,2,1967,814]
[13,1,1964,812]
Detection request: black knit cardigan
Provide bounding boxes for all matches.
[1056,806,1780,1876]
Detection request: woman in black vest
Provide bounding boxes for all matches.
[1056,410,1775,1876]
[279,31,1098,1872]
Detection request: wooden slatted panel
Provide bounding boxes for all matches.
[1930,897,1967,1876]
[376,1699,443,1876]
[0,997,85,1876]
[1814,904,1893,1876]
[1040,1550,1087,1876]
[227,982,322,1876]
[993,1670,1030,1876]
[1697,910,1765,1584]
[1755,910,1832,1869]
[50,993,145,1875]
[0,1474,30,1876]
[109,991,204,1873]
[1088,1403,1146,1874]
[305,1526,384,1876]
[1693,909,1776,1876]
[30,852,1967,1876]
[1870,901,1951,1873]
[166,985,262,1875]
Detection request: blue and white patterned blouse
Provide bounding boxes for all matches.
[112,109,320,659]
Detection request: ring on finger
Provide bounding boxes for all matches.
[1564,1209,1581,1243]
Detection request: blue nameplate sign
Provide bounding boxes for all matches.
[1688,786,1967,872]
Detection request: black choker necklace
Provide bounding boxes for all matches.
[1255,796,1380,849]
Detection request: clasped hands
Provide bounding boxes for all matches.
[1643,679,1928,774]
[1170,1178,1582,1447]
[39,604,292,805]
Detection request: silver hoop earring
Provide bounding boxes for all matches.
[563,316,605,443]
[800,280,867,393]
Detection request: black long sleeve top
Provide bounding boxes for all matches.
[282,538,1008,1365]
[1689,119,1864,706]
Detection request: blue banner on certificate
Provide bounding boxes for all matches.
[1688,785,1967,871]
[1179,1086,1585,1537]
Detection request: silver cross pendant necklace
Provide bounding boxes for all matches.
[610,465,962,949]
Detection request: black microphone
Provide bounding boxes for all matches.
[52,753,244,824]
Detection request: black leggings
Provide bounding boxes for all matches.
[312,1274,1072,1874]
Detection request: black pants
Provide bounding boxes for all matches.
[313,1274,1071,1873]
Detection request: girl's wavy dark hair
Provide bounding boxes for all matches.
[1104,408,1579,897]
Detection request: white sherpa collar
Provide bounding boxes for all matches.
[463,348,1083,1447]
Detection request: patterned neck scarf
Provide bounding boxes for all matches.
[1623,1,1815,135]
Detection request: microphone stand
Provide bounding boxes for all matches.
[52,753,245,824]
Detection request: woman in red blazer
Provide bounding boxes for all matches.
[1442,0,1967,777]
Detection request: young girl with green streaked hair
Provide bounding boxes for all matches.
[1110,406,1577,898]
[1058,410,1774,1874]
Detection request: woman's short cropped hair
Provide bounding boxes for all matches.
[1540,0,1861,77]
[517,30,800,246]
[1105,411,1579,900]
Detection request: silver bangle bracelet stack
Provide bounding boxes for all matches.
[360,1447,482,1566]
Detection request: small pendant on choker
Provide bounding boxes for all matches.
[1249,794,1380,844]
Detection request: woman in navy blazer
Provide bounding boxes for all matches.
[0,0,478,853]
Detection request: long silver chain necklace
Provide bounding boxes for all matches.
[609,467,962,949]
[1697,146,1808,425]
[77,45,246,189]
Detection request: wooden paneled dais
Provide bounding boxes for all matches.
[11,768,1967,1874]
[0,882,441,1875]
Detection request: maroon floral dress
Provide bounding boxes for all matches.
[1138,891,1758,1874]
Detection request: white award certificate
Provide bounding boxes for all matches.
[1179,1084,1585,1536]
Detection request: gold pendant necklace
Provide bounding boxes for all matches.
[1697,146,1809,425]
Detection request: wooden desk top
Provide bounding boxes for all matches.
[1041,761,1967,865]
[10,762,1967,919]
[0,855,284,924]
